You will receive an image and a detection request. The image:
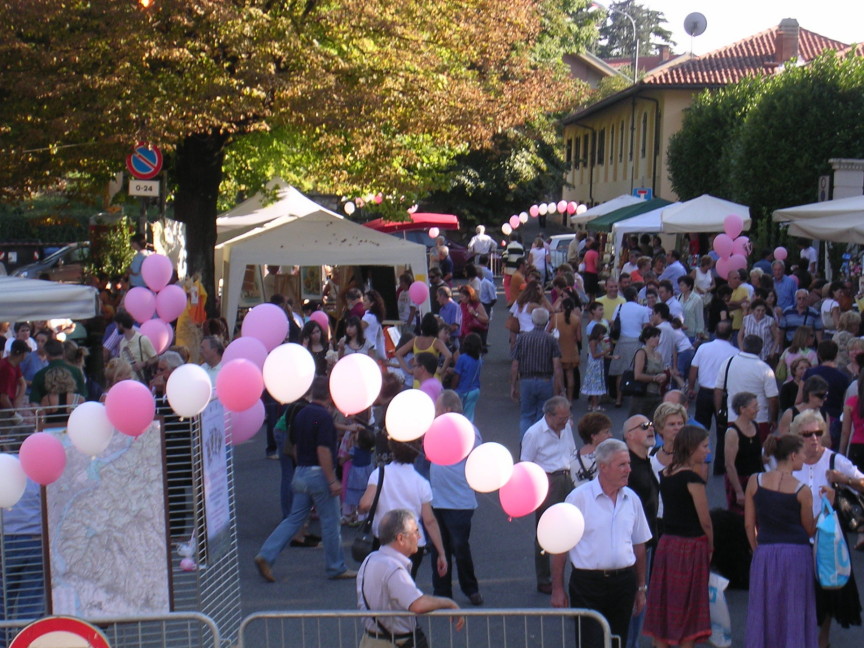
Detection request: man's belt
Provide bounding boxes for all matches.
[572,565,635,578]
[520,373,552,379]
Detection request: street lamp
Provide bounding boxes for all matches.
[593,2,639,83]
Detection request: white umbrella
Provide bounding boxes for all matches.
[773,195,864,243]
[661,194,751,233]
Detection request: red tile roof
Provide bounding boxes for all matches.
[643,25,848,87]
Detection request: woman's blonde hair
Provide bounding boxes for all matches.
[652,402,687,433]
[104,357,133,388]
[790,409,826,436]
[44,367,77,394]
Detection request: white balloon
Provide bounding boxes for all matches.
[330,353,382,415]
[167,363,213,417]
[386,389,435,441]
[546,202,557,214]
[344,201,356,215]
[263,343,316,404]
[537,502,585,554]
[501,224,512,235]
[538,203,548,215]
[465,442,514,492]
[576,203,588,215]
[0,454,27,508]
[67,401,114,457]
[519,212,529,223]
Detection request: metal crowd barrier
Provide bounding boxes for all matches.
[0,612,221,648]
[237,609,615,648]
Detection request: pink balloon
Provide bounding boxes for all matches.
[330,354,382,415]
[141,254,174,292]
[566,201,577,215]
[774,246,788,261]
[309,310,330,332]
[723,214,744,239]
[499,462,549,518]
[105,380,156,437]
[140,318,173,354]
[216,359,264,412]
[556,200,568,214]
[712,234,733,257]
[529,205,539,218]
[428,227,440,239]
[408,281,429,305]
[729,254,748,272]
[241,303,289,351]
[509,215,520,229]
[223,337,268,370]
[228,399,266,444]
[19,433,66,485]
[423,413,475,466]
[715,256,733,279]
[732,236,750,258]
[155,284,187,322]
[123,287,156,323]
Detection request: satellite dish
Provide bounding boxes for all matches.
[684,12,707,37]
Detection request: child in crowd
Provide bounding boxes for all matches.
[582,323,611,411]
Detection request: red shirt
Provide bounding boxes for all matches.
[0,358,22,402]
[584,249,599,274]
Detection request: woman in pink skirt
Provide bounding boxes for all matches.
[643,425,713,647]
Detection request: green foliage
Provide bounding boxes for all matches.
[0,196,90,242]
[86,215,135,279]
[592,1,675,58]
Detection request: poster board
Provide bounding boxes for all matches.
[45,421,172,617]
[200,400,231,564]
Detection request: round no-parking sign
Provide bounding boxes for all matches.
[10,616,110,648]
[125,143,163,180]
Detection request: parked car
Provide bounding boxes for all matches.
[13,242,90,282]
[548,233,575,269]
[400,230,474,278]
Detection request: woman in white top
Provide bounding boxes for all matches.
[529,237,551,286]
[361,289,388,361]
[820,281,844,336]
[692,255,715,306]
[359,440,447,579]
[791,410,864,648]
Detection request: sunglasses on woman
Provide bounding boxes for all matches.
[813,392,828,399]
[801,430,824,438]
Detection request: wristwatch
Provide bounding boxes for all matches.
[637,585,648,592]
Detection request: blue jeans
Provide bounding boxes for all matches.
[258,466,348,577]
[459,388,480,423]
[519,378,553,438]
[430,509,479,598]
[275,431,295,519]
[677,347,695,383]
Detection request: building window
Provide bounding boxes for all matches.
[596,129,605,165]
[583,134,590,167]
[609,125,615,165]
[619,120,625,162]
[565,138,573,168]
[574,137,581,169]
[641,112,648,158]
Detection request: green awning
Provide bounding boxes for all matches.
[586,198,672,233]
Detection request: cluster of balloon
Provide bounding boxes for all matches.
[537,502,585,554]
[122,254,184,354]
[501,201,587,235]
[713,215,750,279]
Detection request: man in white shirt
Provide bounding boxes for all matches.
[467,226,496,257]
[658,250,687,293]
[200,335,224,386]
[2,322,37,358]
[687,321,737,432]
[657,281,683,322]
[798,239,818,273]
[552,438,651,648]
[521,396,576,595]
[714,335,779,447]
[357,509,461,648]
[115,312,157,383]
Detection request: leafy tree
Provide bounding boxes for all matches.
[593,1,675,59]
[1,0,579,307]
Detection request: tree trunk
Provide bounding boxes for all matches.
[172,130,228,318]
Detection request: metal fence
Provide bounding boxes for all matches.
[0,612,221,648]
[237,609,616,648]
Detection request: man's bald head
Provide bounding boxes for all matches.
[663,390,687,407]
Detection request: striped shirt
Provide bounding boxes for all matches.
[511,329,561,378]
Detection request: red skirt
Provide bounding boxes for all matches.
[643,534,711,645]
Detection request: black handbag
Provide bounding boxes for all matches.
[829,454,864,532]
[351,465,384,563]
[610,305,622,341]
[620,349,647,396]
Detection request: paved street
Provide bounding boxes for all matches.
[232,215,864,647]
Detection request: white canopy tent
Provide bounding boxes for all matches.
[773,195,864,244]
[611,203,681,256]
[0,277,99,321]
[217,210,430,333]
[661,194,751,233]
[570,194,643,225]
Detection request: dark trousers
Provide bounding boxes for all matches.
[569,566,637,648]
[535,472,574,585]
[430,508,479,598]
[263,391,285,455]
[695,387,727,475]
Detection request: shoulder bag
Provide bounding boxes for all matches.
[610,304,622,341]
[352,465,385,563]
[829,453,864,533]
[814,493,852,590]
[716,357,734,426]
[621,348,648,397]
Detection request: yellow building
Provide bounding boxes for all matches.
[561,19,847,208]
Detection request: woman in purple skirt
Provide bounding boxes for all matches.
[744,433,818,648]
